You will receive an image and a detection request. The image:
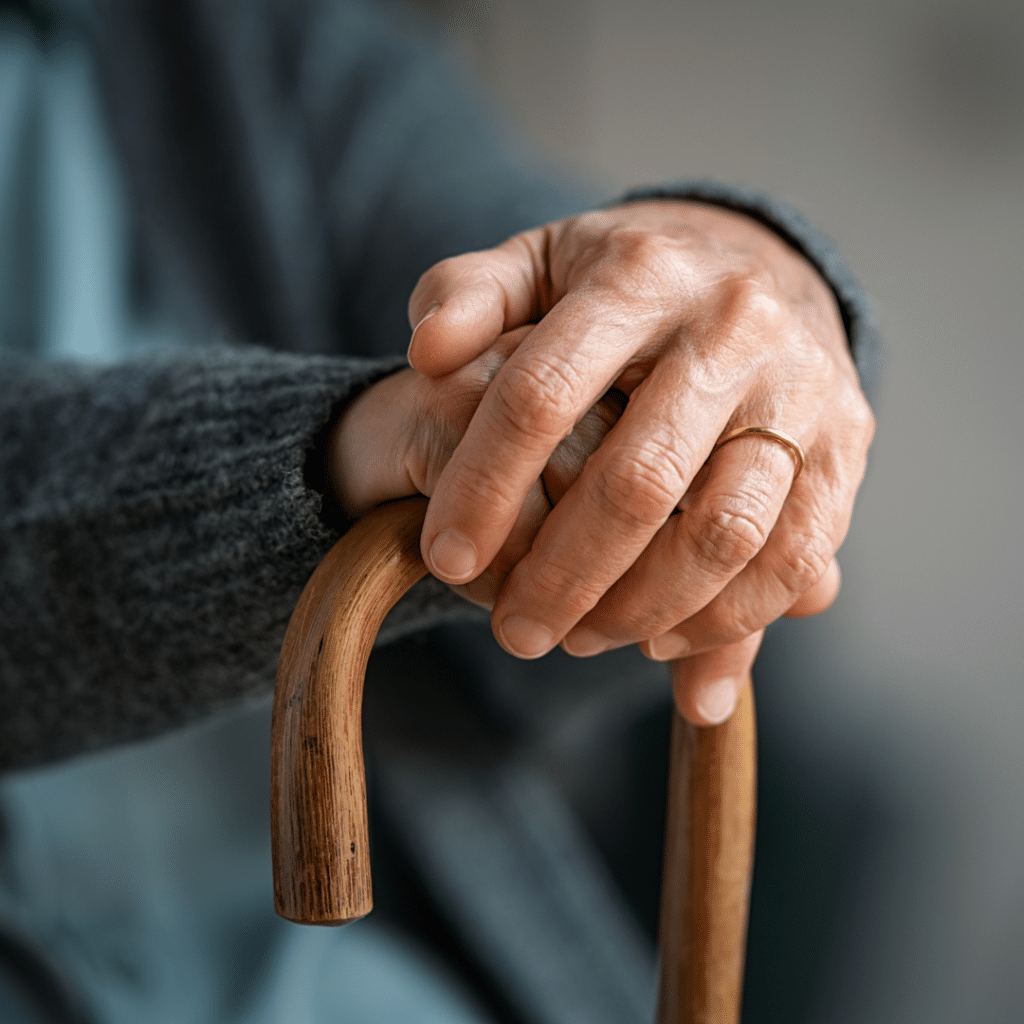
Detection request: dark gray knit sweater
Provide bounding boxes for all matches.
[0,0,876,771]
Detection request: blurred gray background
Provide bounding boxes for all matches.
[417,0,1024,1020]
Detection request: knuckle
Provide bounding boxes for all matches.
[849,394,877,443]
[810,394,876,494]
[797,330,836,379]
[689,503,768,576]
[776,533,833,595]
[627,602,686,644]
[721,273,787,333]
[612,229,679,271]
[442,460,520,522]
[589,442,686,530]
[491,358,581,447]
[687,271,793,376]
[702,601,759,645]
[528,554,604,613]
[589,229,691,303]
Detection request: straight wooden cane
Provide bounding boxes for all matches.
[271,496,757,1024]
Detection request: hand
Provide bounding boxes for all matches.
[405,200,875,725]
[327,327,621,610]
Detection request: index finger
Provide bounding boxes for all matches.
[420,283,665,584]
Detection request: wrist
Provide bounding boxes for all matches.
[327,368,419,517]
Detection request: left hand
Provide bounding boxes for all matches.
[406,200,875,725]
[328,326,622,611]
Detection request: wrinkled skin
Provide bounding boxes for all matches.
[329,200,875,725]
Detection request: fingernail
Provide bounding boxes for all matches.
[408,303,441,358]
[696,677,739,725]
[562,629,611,658]
[498,616,554,659]
[646,633,690,662]
[429,529,478,582]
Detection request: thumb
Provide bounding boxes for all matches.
[407,229,550,379]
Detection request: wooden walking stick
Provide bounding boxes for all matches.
[271,495,757,1023]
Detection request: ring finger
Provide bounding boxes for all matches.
[642,457,853,661]
[561,427,802,656]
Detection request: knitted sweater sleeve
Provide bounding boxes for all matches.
[0,346,472,770]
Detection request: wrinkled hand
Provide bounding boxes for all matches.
[400,200,875,725]
[328,327,621,610]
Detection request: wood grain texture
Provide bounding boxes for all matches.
[271,497,429,925]
[656,679,757,1024]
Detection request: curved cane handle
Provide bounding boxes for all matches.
[271,496,757,1024]
[271,497,429,925]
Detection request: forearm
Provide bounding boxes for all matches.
[0,345,471,770]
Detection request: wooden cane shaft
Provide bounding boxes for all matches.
[656,681,757,1024]
[271,497,429,925]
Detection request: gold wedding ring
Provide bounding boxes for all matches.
[713,425,806,480]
